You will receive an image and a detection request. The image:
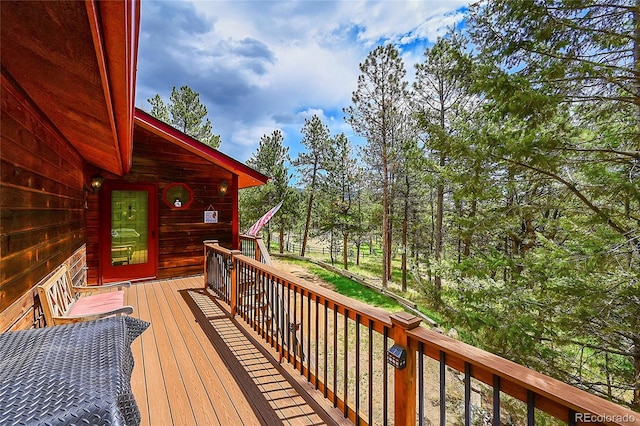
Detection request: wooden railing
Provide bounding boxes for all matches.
[240,235,273,266]
[204,241,638,426]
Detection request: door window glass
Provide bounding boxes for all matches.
[111,190,149,266]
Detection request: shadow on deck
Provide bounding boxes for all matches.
[126,275,347,426]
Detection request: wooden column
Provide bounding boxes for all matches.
[390,312,422,426]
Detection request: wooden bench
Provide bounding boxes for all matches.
[37,265,134,326]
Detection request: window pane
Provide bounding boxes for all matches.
[111,190,149,266]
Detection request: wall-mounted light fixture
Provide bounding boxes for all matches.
[387,344,407,370]
[218,179,228,197]
[89,173,105,193]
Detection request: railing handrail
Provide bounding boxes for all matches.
[255,237,273,265]
[239,234,273,266]
[204,240,233,255]
[234,252,394,330]
[408,326,638,425]
[204,242,639,425]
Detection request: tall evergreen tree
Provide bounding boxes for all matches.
[345,44,409,288]
[319,133,359,270]
[241,130,293,249]
[147,86,221,148]
[413,30,476,295]
[292,115,331,257]
[464,0,640,408]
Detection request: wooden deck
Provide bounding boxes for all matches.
[125,275,346,426]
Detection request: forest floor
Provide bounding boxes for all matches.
[268,255,495,426]
[268,244,545,425]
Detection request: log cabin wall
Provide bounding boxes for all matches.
[0,73,88,331]
[86,125,235,283]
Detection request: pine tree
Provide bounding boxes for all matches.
[292,115,331,257]
[241,130,293,249]
[464,0,640,408]
[344,44,409,288]
[147,86,221,148]
[413,30,475,294]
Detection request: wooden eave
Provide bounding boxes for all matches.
[0,0,140,176]
[133,108,269,189]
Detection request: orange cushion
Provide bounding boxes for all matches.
[67,291,125,317]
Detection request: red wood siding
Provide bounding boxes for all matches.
[85,124,235,282]
[0,72,87,330]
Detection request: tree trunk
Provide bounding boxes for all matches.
[279,226,284,254]
[402,217,408,292]
[434,169,444,291]
[301,181,316,257]
[266,224,271,251]
[463,198,476,257]
[387,200,393,282]
[343,233,348,270]
[633,338,640,409]
[434,86,447,292]
[381,144,389,289]
[633,7,640,395]
[329,232,335,266]
[402,173,409,291]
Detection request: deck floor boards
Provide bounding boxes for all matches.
[126,276,342,426]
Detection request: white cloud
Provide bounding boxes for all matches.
[136,0,470,162]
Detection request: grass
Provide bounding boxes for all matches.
[275,238,446,325]
[308,265,404,312]
[276,257,404,312]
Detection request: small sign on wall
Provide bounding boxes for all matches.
[204,209,218,223]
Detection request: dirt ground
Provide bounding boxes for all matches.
[268,256,479,425]
[271,257,335,290]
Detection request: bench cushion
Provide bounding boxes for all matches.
[67,291,125,317]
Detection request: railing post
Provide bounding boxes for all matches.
[390,312,422,426]
[229,249,242,316]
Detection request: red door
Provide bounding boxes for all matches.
[100,182,158,283]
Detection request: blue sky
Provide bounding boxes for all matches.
[135,1,469,165]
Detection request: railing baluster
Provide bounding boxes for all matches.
[324,300,328,398]
[333,307,338,408]
[253,271,258,328]
[343,308,349,418]
[568,409,577,426]
[440,351,446,426]
[287,281,292,363]
[418,342,424,426]
[314,294,319,389]
[355,314,360,425]
[269,274,275,347]
[465,362,471,426]
[493,375,500,426]
[383,327,388,426]
[307,290,311,382]
[262,273,268,339]
[527,390,535,425]
[368,320,373,426]
[298,288,304,373]
[293,285,298,371]
[278,277,284,361]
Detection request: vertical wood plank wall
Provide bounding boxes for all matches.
[0,72,87,330]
